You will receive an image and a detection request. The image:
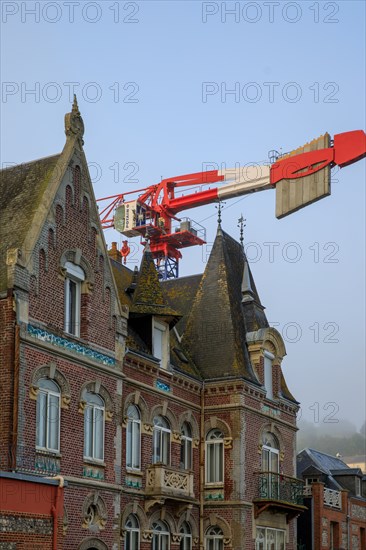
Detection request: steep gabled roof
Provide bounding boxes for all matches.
[297,448,358,490]
[162,273,202,335]
[129,246,180,321]
[180,228,262,382]
[0,155,60,290]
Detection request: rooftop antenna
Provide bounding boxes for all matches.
[238,214,246,248]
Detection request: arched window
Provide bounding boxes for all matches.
[64,261,85,337]
[261,433,279,499]
[84,392,105,461]
[180,521,192,550]
[153,416,170,465]
[152,520,170,550]
[180,422,192,470]
[125,514,140,550]
[205,526,223,550]
[36,378,60,452]
[205,430,224,484]
[126,405,141,470]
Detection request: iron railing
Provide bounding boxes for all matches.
[255,471,304,506]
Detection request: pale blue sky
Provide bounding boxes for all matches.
[1,1,365,430]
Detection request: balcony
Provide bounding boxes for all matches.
[253,471,307,520]
[303,485,342,510]
[145,464,195,502]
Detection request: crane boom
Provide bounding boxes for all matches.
[97,130,365,279]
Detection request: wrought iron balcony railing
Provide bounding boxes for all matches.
[146,464,194,500]
[254,471,304,506]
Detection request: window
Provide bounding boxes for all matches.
[64,261,85,337]
[355,476,361,496]
[125,514,140,550]
[205,430,224,484]
[255,527,285,550]
[180,521,192,550]
[126,405,141,470]
[263,350,274,399]
[153,416,170,464]
[36,378,60,452]
[84,391,105,461]
[152,520,170,550]
[262,433,279,499]
[153,319,168,368]
[180,422,192,470]
[205,526,223,550]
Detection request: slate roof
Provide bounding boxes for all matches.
[179,228,263,382]
[297,448,362,490]
[0,155,60,291]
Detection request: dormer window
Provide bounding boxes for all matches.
[64,261,85,337]
[355,476,361,496]
[153,318,169,368]
[263,350,274,400]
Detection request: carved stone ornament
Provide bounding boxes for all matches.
[61,394,71,410]
[142,530,153,541]
[29,385,39,400]
[258,444,263,454]
[65,95,85,145]
[172,534,182,542]
[143,423,154,434]
[280,451,285,462]
[224,437,233,449]
[172,431,182,443]
[193,438,200,449]
[105,410,113,422]
[224,537,232,545]
[78,400,86,414]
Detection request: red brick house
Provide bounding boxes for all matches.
[1,101,304,549]
[297,449,366,549]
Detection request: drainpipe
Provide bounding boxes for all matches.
[200,381,205,550]
[48,475,64,550]
[11,292,20,470]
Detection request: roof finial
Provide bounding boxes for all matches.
[238,214,246,248]
[215,200,225,227]
[65,94,85,146]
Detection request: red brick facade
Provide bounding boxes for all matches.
[1,103,304,549]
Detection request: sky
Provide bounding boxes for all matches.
[1,1,365,431]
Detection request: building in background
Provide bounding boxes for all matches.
[297,448,366,549]
[1,102,305,549]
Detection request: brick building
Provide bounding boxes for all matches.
[1,101,305,549]
[297,448,366,549]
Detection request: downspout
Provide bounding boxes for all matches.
[11,292,20,470]
[200,381,205,550]
[48,475,65,550]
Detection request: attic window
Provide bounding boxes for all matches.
[153,318,169,369]
[263,350,274,400]
[64,261,85,337]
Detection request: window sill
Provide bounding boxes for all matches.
[36,448,61,458]
[204,482,224,489]
[126,468,143,476]
[83,457,106,467]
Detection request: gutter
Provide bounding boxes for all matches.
[199,381,205,549]
[47,475,64,550]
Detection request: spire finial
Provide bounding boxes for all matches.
[238,214,246,248]
[65,95,85,146]
[215,201,225,227]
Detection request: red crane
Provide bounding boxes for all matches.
[98,130,365,279]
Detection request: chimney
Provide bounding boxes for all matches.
[108,242,122,264]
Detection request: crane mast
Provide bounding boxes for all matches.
[97,130,365,279]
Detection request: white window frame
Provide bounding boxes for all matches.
[36,379,61,453]
[255,527,285,550]
[152,318,169,369]
[153,416,171,465]
[126,405,141,471]
[125,514,140,550]
[180,521,192,550]
[205,526,224,550]
[180,422,193,470]
[84,392,105,462]
[64,261,85,337]
[262,433,280,500]
[263,350,274,400]
[205,430,224,485]
[152,520,170,550]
